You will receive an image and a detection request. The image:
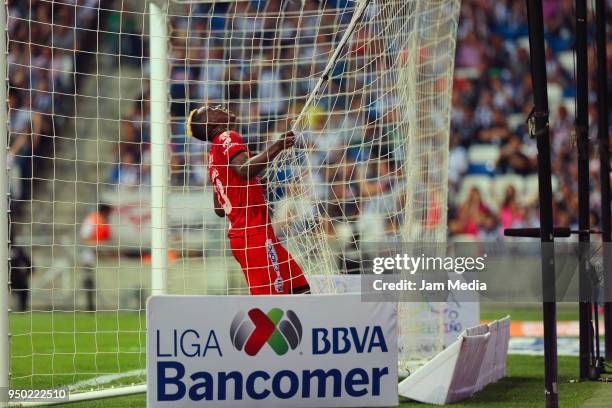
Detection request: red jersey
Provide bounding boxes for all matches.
[208,130,270,238]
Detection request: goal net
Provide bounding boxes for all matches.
[5,0,460,399]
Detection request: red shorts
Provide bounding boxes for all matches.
[229,229,309,295]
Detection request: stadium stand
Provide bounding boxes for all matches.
[108,0,609,244]
[10,0,610,251]
[8,0,99,214]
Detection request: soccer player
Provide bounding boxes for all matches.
[186,105,310,295]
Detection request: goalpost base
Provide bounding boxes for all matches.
[9,385,147,407]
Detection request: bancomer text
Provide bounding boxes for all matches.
[155,326,390,402]
[157,363,389,401]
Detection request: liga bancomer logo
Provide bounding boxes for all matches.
[230,308,302,356]
[153,305,393,403]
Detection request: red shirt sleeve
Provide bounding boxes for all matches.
[216,130,248,163]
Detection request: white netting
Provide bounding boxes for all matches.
[6,0,459,395]
[7,0,150,393]
[165,0,459,370]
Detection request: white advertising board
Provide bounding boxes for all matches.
[147,294,398,407]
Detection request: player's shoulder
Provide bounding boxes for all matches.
[213,130,244,144]
[226,130,244,142]
[211,129,248,159]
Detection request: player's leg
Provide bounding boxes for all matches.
[266,231,310,294]
[229,233,276,295]
[229,230,309,295]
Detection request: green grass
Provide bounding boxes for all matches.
[481,303,580,322]
[9,305,604,407]
[399,355,608,408]
[10,311,147,390]
[52,356,609,408]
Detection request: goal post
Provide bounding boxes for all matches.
[149,0,170,297]
[159,0,460,372]
[3,0,461,402]
[1,1,10,397]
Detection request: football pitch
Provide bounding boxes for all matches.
[9,306,611,407]
[10,312,147,391]
[43,356,610,408]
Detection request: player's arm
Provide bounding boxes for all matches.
[229,131,296,180]
[212,190,225,217]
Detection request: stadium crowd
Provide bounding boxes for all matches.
[108,0,610,242]
[7,0,99,210]
[447,0,609,241]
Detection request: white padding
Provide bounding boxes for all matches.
[398,338,463,405]
[475,321,497,391]
[446,333,491,403]
[494,316,511,381]
[398,316,511,405]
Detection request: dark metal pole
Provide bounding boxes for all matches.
[594,0,612,362]
[574,0,597,380]
[525,0,558,406]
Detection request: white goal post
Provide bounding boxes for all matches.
[2,0,461,403]
[150,0,460,374]
[1,1,10,398]
[149,0,170,297]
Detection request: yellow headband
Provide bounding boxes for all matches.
[186,108,198,137]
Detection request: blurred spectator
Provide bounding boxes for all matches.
[107,1,142,64]
[197,46,228,102]
[500,186,524,230]
[10,228,34,312]
[80,204,113,246]
[551,105,573,155]
[477,109,511,144]
[110,151,140,187]
[497,135,534,175]
[449,187,491,237]
[479,210,502,242]
[457,32,485,70]
[448,133,469,192]
[79,204,113,311]
[257,59,288,133]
